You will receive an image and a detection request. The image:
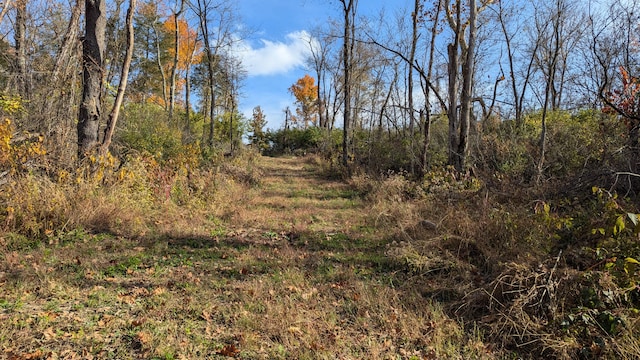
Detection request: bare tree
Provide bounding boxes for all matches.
[101,0,136,156]
[492,0,537,129]
[446,0,485,172]
[339,0,357,169]
[531,0,580,183]
[534,2,559,184]
[183,25,200,141]
[420,0,443,175]
[190,0,235,150]
[14,0,27,97]
[168,0,185,120]
[305,27,333,130]
[52,0,83,83]
[0,0,12,25]
[405,0,420,175]
[151,13,168,111]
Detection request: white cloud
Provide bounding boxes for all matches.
[235,30,313,77]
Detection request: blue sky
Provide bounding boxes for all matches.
[234,0,400,131]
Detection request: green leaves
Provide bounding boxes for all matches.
[627,213,640,236]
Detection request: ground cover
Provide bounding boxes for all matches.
[0,156,490,359]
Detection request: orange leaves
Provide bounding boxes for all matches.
[289,75,319,127]
[163,15,203,71]
[216,344,240,357]
[5,350,52,360]
[605,66,640,119]
[289,74,318,103]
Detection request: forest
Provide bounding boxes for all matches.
[1,0,640,358]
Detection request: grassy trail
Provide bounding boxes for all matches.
[0,156,489,359]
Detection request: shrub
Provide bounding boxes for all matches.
[117,103,182,160]
[478,110,625,183]
[265,126,331,155]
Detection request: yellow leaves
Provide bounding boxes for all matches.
[0,93,24,115]
[75,152,123,185]
[0,117,46,170]
[613,215,626,236]
[1,118,13,164]
[57,169,69,183]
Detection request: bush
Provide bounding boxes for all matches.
[478,110,625,183]
[265,126,333,155]
[117,103,183,160]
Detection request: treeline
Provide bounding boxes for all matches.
[0,0,638,189]
[260,0,640,194]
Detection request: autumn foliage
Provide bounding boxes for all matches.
[605,66,640,152]
[289,74,319,128]
[163,15,203,72]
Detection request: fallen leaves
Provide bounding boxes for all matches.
[5,350,52,360]
[287,326,303,336]
[42,327,56,340]
[117,287,150,304]
[0,157,476,359]
[131,317,145,327]
[216,344,240,357]
[136,331,152,346]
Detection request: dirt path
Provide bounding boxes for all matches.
[0,156,490,359]
[222,156,366,234]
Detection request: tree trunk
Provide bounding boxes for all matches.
[498,1,524,129]
[152,22,168,111]
[193,0,218,150]
[457,0,476,173]
[421,0,441,176]
[184,45,195,142]
[340,0,355,170]
[78,0,106,158]
[447,41,460,170]
[535,1,562,185]
[207,59,216,149]
[104,0,124,86]
[53,0,83,82]
[14,0,27,98]
[169,0,184,120]
[101,0,136,156]
[408,0,419,175]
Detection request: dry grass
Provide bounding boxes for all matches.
[377,172,640,359]
[0,155,495,359]
[4,153,639,359]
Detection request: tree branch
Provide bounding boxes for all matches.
[358,38,448,112]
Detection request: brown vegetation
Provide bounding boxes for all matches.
[2,139,639,358]
[1,0,640,358]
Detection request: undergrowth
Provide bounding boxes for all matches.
[2,95,640,358]
[364,165,640,359]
